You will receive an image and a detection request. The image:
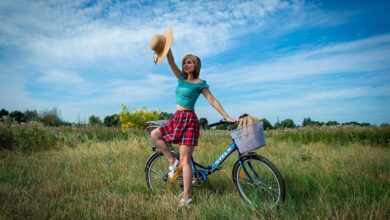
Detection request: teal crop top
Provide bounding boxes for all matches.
[175,73,209,109]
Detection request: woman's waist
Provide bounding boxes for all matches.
[176,104,194,112]
[172,105,199,120]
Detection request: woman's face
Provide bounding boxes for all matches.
[183,58,195,74]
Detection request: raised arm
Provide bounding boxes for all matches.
[201,88,236,122]
[166,49,182,78]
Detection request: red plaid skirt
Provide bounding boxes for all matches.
[159,110,200,146]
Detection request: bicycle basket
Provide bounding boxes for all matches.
[230,122,266,154]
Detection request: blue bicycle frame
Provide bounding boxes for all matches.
[189,142,238,181]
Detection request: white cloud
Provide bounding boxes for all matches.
[39,70,84,85]
[78,81,168,105]
[31,27,155,65]
[0,0,310,66]
[44,73,176,106]
[206,33,390,88]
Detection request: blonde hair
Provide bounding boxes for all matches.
[181,54,201,79]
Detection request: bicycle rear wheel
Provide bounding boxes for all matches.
[232,154,285,208]
[144,151,181,193]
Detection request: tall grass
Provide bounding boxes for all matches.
[0,123,58,151]
[267,125,390,147]
[0,123,139,151]
[0,129,389,219]
[1,124,389,151]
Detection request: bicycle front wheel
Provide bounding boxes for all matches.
[232,154,285,208]
[144,151,181,193]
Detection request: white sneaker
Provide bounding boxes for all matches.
[179,198,193,207]
[168,159,179,179]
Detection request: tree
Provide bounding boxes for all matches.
[9,110,25,123]
[302,117,323,127]
[325,121,339,126]
[274,122,282,129]
[199,118,209,130]
[215,123,237,130]
[39,107,63,126]
[302,118,312,127]
[0,108,9,117]
[261,118,273,130]
[89,115,102,125]
[342,121,371,126]
[104,114,119,127]
[24,110,39,122]
[280,119,295,128]
[342,121,359,126]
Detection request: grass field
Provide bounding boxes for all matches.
[0,129,389,219]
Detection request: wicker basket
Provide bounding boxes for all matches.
[230,122,266,154]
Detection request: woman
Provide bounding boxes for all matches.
[150,50,236,207]
[150,29,236,207]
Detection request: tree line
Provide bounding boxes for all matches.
[1,107,382,130]
[0,107,173,128]
[0,107,119,127]
[199,117,378,130]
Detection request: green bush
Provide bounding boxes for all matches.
[0,123,57,150]
[0,123,138,151]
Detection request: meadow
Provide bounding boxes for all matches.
[0,125,389,219]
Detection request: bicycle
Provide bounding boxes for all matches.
[144,117,286,208]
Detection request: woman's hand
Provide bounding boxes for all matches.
[226,117,238,123]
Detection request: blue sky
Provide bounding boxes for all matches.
[0,0,389,125]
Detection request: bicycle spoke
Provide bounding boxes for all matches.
[149,164,166,177]
[238,183,279,204]
[239,178,278,194]
[240,168,271,186]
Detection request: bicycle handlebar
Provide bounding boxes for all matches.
[208,119,236,128]
[208,114,249,128]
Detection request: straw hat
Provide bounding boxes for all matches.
[150,28,173,64]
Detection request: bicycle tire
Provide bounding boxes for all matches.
[232,154,285,208]
[144,150,181,193]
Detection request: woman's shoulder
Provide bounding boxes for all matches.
[194,78,204,83]
[198,78,209,90]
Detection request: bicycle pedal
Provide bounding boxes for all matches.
[168,165,183,183]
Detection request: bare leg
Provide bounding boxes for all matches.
[150,128,176,165]
[179,144,195,200]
